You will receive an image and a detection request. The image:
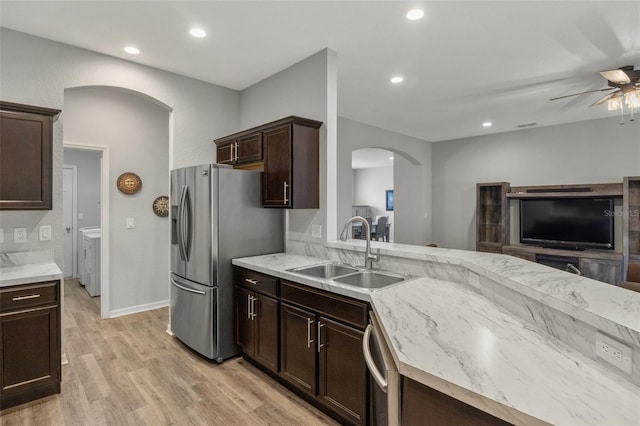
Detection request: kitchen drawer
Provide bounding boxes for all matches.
[234,267,278,298]
[0,281,59,313]
[280,281,368,330]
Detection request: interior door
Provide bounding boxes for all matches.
[63,167,74,278]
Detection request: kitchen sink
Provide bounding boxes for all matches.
[287,263,359,279]
[333,270,407,289]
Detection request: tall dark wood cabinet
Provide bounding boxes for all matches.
[623,176,640,280]
[214,116,322,209]
[0,101,60,210]
[0,280,61,409]
[476,182,510,253]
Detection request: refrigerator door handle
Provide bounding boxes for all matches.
[363,324,388,392]
[183,185,192,261]
[171,278,206,295]
[177,185,188,261]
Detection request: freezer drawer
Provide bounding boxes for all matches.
[170,274,216,359]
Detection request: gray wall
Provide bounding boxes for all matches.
[237,49,337,244]
[337,117,433,245]
[0,28,240,314]
[64,87,170,312]
[64,149,101,229]
[432,117,640,250]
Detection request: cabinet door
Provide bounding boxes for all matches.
[216,141,235,165]
[580,258,623,285]
[318,317,367,425]
[0,110,53,210]
[0,307,60,408]
[235,286,255,356]
[236,133,263,165]
[254,294,279,373]
[279,302,316,396]
[263,125,292,207]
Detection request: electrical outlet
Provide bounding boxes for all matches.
[595,332,633,374]
[311,224,322,238]
[14,228,27,243]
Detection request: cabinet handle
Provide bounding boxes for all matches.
[307,317,314,348]
[283,181,289,205]
[12,294,41,301]
[250,296,257,320]
[234,142,239,162]
[317,321,325,353]
[247,294,252,320]
[244,278,259,285]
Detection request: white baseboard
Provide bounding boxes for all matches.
[108,299,169,318]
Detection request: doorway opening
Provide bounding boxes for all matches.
[351,148,394,242]
[63,143,110,319]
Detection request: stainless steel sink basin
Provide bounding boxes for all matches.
[287,263,359,279]
[333,270,406,289]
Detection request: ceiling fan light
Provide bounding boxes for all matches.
[624,90,640,108]
[607,96,622,111]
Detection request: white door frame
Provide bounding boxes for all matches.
[62,165,78,278]
[64,142,111,319]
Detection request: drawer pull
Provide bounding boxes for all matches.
[12,294,41,301]
[245,278,259,285]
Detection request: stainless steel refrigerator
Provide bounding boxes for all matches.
[170,164,283,361]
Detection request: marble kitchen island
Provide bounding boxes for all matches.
[234,241,640,426]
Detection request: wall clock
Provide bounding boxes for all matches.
[152,196,169,217]
[116,172,142,195]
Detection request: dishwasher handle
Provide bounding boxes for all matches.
[363,323,388,392]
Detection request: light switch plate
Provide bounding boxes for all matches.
[126,218,135,229]
[39,225,52,241]
[14,228,27,243]
[311,224,322,238]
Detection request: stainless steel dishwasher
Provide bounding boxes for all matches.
[363,311,401,426]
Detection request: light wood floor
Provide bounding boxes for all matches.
[0,279,338,425]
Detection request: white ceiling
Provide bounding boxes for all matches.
[1,1,639,142]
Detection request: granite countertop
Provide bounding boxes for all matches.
[233,251,640,426]
[0,251,63,287]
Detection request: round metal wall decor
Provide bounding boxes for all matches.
[116,172,142,195]
[152,196,170,217]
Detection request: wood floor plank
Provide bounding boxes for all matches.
[0,279,338,425]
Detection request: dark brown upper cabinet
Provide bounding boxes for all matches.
[214,116,322,209]
[0,101,60,210]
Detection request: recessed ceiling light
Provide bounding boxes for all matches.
[389,156,394,160]
[123,46,140,55]
[482,122,493,127]
[390,76,404,84]
[189,28,206,38]
[406,9,425,20]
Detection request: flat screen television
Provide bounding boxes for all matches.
[519,198,614,250]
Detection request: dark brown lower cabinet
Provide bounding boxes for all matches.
[279,280,368,426]
[318,316,366,425]
[0,280,61,409]
[402,377,512,426]
[279,302,317,397]
[235,285,279,373]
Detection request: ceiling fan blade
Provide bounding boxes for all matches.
[549,87,614,101]
[600,69,631,84]
[589,91,620,107]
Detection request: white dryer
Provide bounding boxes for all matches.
[81,228,101,296]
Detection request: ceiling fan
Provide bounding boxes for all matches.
[550,65,640,110]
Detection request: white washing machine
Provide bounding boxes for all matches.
[81,228,101,296]
[78,226,100,284]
